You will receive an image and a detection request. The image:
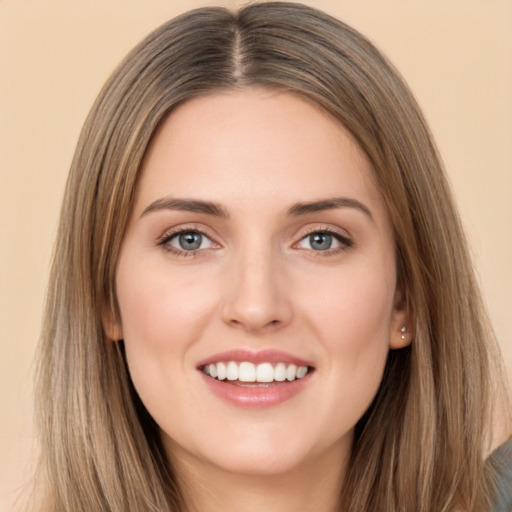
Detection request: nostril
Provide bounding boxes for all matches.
[226,316,282,331]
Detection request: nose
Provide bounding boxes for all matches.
[221,247,293,333]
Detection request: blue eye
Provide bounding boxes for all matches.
[309,233,334,251]
[297,231,351,252]
[164,231,215,252]
[178,232,203,250]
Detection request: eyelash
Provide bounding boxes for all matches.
[158,226,216,257]
[295,228,353,256]
[157,226,353,258]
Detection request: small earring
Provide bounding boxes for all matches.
[401,326,407,340]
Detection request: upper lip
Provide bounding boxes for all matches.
[196,349,314,369]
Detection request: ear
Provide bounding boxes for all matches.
[101,304,123,342]
[389,284,413,349]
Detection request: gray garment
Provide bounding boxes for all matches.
[490,437,512,512]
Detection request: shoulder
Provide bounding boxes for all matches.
[488,437,512,512]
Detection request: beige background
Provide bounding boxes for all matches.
[1,0,511,509]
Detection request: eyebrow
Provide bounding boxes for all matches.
[141,196,373,222]
[141,198,229,218]
[287,197,374,221]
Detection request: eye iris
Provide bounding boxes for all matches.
[310,233,332,250]
[179,232,202,250]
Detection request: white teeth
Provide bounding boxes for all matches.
[286,364,297,381]
[203,361,309,383]
[216,361,227,380]
[296,366,308,379]
[274,362,287,382]
[239,362,256,382]
[256,362,274,382]
[226,361,238,381]
[208,364,217,378]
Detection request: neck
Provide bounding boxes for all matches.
[172,447,348,512]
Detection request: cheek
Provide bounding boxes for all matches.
[304,261,395,347]
[300,263,395,408]
[114,257,221,416]
[114,257,222,429]
[116,259,215,351]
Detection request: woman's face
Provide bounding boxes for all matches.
[109,89,409,478]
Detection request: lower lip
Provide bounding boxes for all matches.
[199,371,313,408]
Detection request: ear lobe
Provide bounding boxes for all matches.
[390,323,412,349]
[389,285,413,349]
[101,305,123,342]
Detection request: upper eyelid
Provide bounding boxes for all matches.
[292,225,354,253]
[158,224,219,243]
[165,229,213,243]
[156,223,352,247]
[294,224,352,241]
[158,227,220,257]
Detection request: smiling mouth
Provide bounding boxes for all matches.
[201,361,313,385]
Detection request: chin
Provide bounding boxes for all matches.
[163,422,351,479]
[208,444,308,476]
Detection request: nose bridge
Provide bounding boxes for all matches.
[222,237,292,332]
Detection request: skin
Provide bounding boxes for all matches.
[107,88,410,512]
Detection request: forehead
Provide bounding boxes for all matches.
[135,88,386,220]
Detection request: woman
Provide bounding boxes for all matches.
[33,2,511,511]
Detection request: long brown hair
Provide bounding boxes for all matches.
[34,2,509,510]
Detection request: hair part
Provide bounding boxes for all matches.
[33,3,509,511]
